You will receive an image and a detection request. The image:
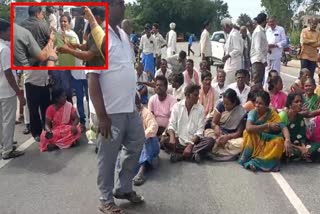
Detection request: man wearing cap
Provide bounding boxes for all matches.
[250,13,269,85]
[167,22,177,57]
[138,24,157,77]
[221,18,244,85]
[0,19,26,159]
[200,20,212,71]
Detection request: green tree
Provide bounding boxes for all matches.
[261,0,303,30]
[127,0,230,39]
[237,13,252,27]
[0,4,10,20]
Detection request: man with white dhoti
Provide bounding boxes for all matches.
[264,16,287,88]
[221,18,244,86]
[166,22,177,57]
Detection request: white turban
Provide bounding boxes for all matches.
[169,22,176,30]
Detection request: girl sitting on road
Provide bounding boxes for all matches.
[269,76,287,112]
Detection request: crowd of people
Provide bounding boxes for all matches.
[0,0,320,213]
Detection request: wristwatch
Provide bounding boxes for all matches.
[47,56,57,62]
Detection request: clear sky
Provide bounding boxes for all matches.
[124,0,263,21]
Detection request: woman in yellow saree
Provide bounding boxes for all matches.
[239,91,291,172]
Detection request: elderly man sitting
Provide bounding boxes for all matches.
[161,84,215,163]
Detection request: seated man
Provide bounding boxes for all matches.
[148,76,176,136]
[136,62,149,104]
[155,59,172,79]
[161,84,214,163]
[212,69,227,104]
[166,50,187,74]
[168,72,186,101]
[183,59,200,86]
[227,69,250,105]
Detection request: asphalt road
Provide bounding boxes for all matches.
[0,42,319,214]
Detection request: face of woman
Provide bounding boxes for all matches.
[223,97,235,112]
[57,94,67,106]
[290,95,303,113]
[276,79,283,91]
[255,97,268,114]
[60,16,70,31]
[304,80,316,96]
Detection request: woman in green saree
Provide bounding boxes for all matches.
[303,78,320,111]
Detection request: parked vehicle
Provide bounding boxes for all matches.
[210,31,225,67]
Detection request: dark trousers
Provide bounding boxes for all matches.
[300,59,317,78]
[204,57,211,71]
[251,62,265,84]
[25,83,51,138]
[71,78,88,124]
[188,44,194,56]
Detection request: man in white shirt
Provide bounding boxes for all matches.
[251,13,269,85]
[200,21,212,71]
[87,1,145,212]
[155,59,172,79]
[212,69,228,103]
[152,23,167,69]
[138,24,157,77]
[161,84,214,163]
[265,16,287,79]
[221,18,244,86]
[166,22,177,57]
[166,50,187,74]
[168,72,186,101]
[0,19,25,159]
[228,69,251,105]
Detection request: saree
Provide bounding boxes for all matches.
[280,111,320,162]
[239,109,285,171]
[304,94,320,111]
[205,105,246,161]
[39,102,81,152]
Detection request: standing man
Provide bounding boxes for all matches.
[221,18,244,85]
[240,26,251,71]
[300,18,320,78]
[166,22,177,57]
[200,20,212,71]
[250,13,269,85]
[87,1,145,213]
[0,19,25,159]
[138,24,157,78]
[152,23,167,69]
[265,16,287,76]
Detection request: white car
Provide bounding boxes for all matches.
[210,31,226,62]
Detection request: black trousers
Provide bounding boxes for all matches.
[25,83,51,138]
[300,59,317,78]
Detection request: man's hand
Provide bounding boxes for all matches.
[222,54,230,63]
[83,6,94,21]
[98,115,112,139]
[183,144,193,158]
[17,91,26,106]
[57,44,71,54]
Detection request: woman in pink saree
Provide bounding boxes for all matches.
[40,89,81,152]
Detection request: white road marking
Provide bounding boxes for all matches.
[0,138,35,170]
[271,172,310,214]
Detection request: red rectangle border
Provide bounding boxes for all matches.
[10,1,108,70]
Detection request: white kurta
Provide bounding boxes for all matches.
[223,28,243,73]
[167,30,177,57]
[200,29,212,57]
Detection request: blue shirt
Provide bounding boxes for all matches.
[188,35,193,45]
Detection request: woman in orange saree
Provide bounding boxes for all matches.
[40,89,81,152]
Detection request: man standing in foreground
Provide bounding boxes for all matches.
[87,1,145,213]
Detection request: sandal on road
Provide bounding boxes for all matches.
[2,150,24,160]
[113,191,144,204]
[98,202,125,214]
[133,174,145,186]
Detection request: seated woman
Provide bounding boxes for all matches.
[133,94,160,186]
[290,68,311,94]
[239,91,291,172]
[40,89,82,152]
[269,76,287,112]
[243,84,263,112]
[279,93,320,162]
[205,88,247,161]
[263,69,278,91]
[303,78,320,111]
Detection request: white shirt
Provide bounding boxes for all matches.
[155,68,172,79]
[0,40,16,99]
[228,82,251,105]
[153,32,166,55]
[266,25,287,60]
[223,28,243,73]
[48,13,57,32]
[200,29,212,57]
[168,100,205,146]
[250,25,268,64]
[139,34,157,55]
[24,70,48,87]
[171,83,186,101]
[211,82,228,102]
[87,25,136,114]
[167,30,177,56]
